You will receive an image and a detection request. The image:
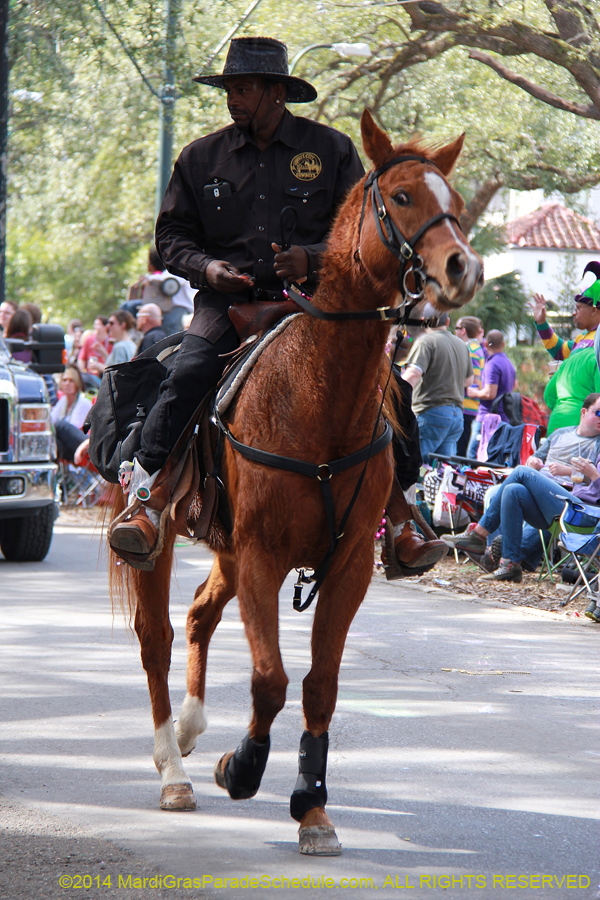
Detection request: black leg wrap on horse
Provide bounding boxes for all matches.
[224,732,270,800]
[290,730,329,823]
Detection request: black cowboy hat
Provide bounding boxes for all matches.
[193,36,317,103]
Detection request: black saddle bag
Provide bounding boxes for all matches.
[84,333,182,483]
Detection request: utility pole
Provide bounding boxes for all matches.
[0,0,10,305]
[155,0,180,220]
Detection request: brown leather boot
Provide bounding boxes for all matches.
[382,517,448,580]
[109,507,158,557]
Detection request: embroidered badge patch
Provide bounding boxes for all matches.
[290,152,322,181]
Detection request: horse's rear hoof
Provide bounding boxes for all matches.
[160,782,196,811]
[299,825,342,856]
[213,751,234,790]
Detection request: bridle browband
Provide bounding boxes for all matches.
[284,153,462,325]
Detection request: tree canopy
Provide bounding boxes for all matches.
[6,0,600,325]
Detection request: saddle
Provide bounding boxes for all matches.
[228,298,300,342]
[111,309,302,565]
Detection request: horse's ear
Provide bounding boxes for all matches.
[361,109,394,168]
[429,134,465,176]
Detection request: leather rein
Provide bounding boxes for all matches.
[213,154,459,611]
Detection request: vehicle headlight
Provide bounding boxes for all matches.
[17,404,54,461]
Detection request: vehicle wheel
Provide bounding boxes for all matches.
[0,505,55,562]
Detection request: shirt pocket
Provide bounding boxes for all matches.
[199,192,243,243]
[283,184,330,237]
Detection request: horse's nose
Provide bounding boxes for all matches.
[446,251,467,284]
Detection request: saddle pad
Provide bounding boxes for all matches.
[216,313,300,417]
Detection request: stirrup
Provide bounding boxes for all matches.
[108,501,171,571]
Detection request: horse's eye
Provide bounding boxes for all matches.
[393,191,411,206]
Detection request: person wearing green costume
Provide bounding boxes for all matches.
[532,262,600,434]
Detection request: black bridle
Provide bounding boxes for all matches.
[214,154,461,612]
[284,153,462,326]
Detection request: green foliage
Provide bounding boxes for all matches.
[6,0,600,325]
[554,251,580,314]
[505,344,553,408]
[462,271,533,336]
[468,223,506,258]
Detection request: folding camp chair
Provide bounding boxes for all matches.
[555,499,600,605]
[455,467,503,524]
[56,459,106,508]
[537,516,564,584]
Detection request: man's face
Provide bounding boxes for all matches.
[136,310,151,333]
[580,399,600,436]
[573,301,600,331]
[455,323,468,342]
[224,76,281,133]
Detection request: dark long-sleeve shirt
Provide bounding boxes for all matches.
[155,110,364,295]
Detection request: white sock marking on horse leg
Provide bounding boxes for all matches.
[175,694,207,756]
[424,171,451,212]
[154,717,190,787]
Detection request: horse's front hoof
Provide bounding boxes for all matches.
[213,751,234,790]
[160,782,196,811]
[299,825,342,856]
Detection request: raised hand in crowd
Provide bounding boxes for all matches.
[531,293,547,324]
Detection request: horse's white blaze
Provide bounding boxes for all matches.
[153,716,189,786]
[424,171,451,212]
[425,170,480,269]
[176,694,207,755]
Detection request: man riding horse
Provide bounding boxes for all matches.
[109,36,446,576]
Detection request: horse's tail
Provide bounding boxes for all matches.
[105,489,136,623]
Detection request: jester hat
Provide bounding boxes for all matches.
[575,261,600,307]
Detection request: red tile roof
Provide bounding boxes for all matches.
[506,201,600,251]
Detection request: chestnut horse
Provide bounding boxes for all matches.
[110,110,483,855]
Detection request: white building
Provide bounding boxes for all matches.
[483,201,600,304]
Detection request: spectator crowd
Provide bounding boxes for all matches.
[0,246,194,469]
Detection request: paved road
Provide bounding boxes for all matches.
[0,517,598,900]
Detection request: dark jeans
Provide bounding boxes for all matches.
[457,412,476,457]
[55,420,86,463]
[137,327,239,474]
[479,466,577,563]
